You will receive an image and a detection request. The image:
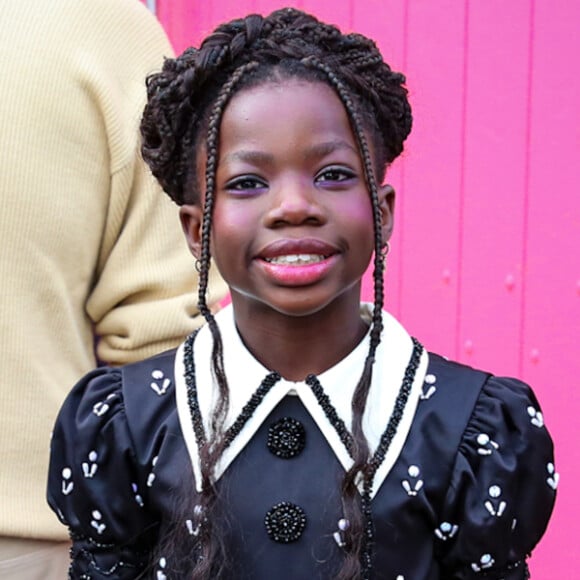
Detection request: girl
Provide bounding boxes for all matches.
[47,8,556,579]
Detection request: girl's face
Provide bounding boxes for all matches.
[182,79,394,321]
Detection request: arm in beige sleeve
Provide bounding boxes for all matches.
[88,153,228,366]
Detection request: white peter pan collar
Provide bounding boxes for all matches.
[175,303,428,499]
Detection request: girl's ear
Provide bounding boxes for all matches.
[179,205,203,259]
[378,184,395,242]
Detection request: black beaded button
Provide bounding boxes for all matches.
[267,417,306,459]
[264,501,307,543]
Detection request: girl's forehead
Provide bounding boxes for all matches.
[221,79,348,129]
[218,80,356,151]
[225,77,341,113]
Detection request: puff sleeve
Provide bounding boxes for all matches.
[47,367,158,578]
[436,376,557,579]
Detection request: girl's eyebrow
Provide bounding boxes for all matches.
[222,140,358,166]
[302,140,358,161]
[222,150,275,166]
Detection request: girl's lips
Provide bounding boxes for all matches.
[263,253,328,265]
[258,238,339,261]
[256,254,339,286]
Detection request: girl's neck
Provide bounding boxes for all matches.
[230,295,369,381]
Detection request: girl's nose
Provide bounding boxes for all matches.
[264,179,326,227]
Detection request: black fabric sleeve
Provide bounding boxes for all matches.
[47,367,159,578]
[435,376,557,579]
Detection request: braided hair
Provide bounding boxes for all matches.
[141,8,412,579]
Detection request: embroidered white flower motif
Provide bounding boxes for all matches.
[546,462,560,490]
[61,467,73,495]
[92,393,116,417]
[150,369,171,396]
[82,450,98,478]
[434,521,459,541]
[402,465,424,496]
[147,455,159,487]
[471,553,494,572]
[527,405,544,428]
[484,485,506,517]
[420,374,437,400]
[90,510,106,535]
[476,433,499,456]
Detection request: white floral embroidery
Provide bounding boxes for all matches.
[147,455,159,487]
[90,510,106,535]
[527,405,544,428]
[150,369,171,396]
[92,393,116,417]
[61,467,73,495]
[546,462,559,490]
[471,553,495,572]
[484,485,506,517]
[434,521,459,540]
[82,450,98,478]
[402,465,424,496]
[420,373,437,400]
[476,433,499,456]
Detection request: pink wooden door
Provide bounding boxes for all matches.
[144,0,579,575]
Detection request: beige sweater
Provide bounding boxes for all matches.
[0,0,226,540]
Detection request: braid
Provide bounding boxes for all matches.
[302,56,386,580]
[196,62,259,435]
[189,63,261,580]
[140,7,412,578]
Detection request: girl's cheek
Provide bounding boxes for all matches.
[214,201,261,231]
[340,198,374,222]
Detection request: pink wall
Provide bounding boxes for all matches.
[145,0,579,575]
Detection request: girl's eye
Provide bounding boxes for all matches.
[315,167,356,184]
[225,176,267,193]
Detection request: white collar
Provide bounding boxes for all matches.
[175,303,428,499]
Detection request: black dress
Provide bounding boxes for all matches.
[47,307,556,579]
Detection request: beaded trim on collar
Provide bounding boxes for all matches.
[174,303,429,497]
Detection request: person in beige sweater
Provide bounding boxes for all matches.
[0,0,227,577]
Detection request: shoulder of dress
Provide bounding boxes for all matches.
[414,352,492,435]
[425,352,490,396]
[118,347,179,429]
[427,351,489,378]
[120,347,178,385]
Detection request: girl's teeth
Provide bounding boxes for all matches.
[266,254,325,265]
